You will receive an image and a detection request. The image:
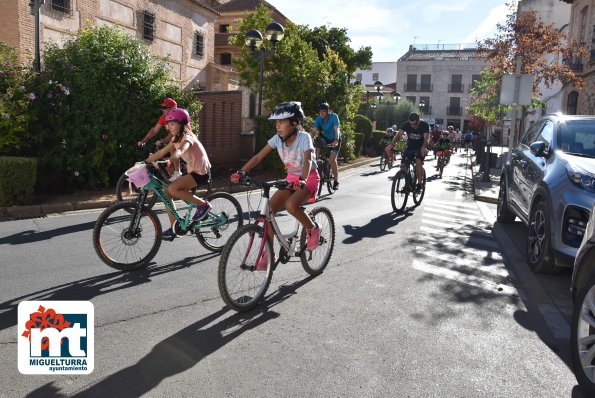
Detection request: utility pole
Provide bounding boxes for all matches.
[508,56,523,154]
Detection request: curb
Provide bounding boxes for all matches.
[470,162,498,205]
[0,157,379,221]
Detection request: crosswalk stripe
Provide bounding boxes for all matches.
[419,225,495,244]
[411,259,516,296]
[423,206,482,220]
[421,215,492,230]
[420,232,501,252]
[414,246,508,278]
[424,203,482,216]
[423,198,478,208]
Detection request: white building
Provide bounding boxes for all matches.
[354,62,397,87]
[518,0,572,126]
[396,44,488,131]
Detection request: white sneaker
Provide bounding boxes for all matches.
[168,171,182,182]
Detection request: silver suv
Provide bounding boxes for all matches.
[497,114,595,273]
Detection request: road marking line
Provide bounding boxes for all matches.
[420,232,501,251]
[423,198,480,208]
[421,216,492,230]
[423,206,482,220]
[411,259,517,296]
[414,246,508,277]
[538,304,570,340]
[423,203,482,216]
[420,221,493,236]
[419,225,496,245]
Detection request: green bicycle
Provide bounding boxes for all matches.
[93,162,243,271]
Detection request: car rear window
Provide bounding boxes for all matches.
[559,120,595,157]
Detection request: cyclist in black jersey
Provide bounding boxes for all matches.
[386,112,429,192]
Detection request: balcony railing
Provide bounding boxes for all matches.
[448,84,464,93]
[404,83,433,92]
[447,106,462,115]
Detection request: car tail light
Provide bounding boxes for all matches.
[563,207,590,247]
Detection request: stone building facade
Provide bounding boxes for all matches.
[561,0,595,115]
[397,45,488,132]
[0,0,223,91]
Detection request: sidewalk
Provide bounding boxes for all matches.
[0,157,379,221]
[469,145,508,205]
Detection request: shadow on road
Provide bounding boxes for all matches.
[0,221,97,245]
[0,253,218,332]
[342,210,414,244]
[25,276,318,398]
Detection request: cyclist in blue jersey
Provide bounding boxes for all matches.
[311,102,341,190]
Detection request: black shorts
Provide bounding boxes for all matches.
[401,150,424,165]
[190,172,210,187]
[322,137,342,154]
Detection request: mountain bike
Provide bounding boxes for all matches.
[115,144,196,213]
[380,146,395,171]
[93,162,243,271]
[218,176,335,312]
[379,141,404,171]
[391,153,426,214]
[316,140,336,196]
[435,149,450,177]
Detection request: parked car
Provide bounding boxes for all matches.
[570,202,595,395]
[497,114,595,273]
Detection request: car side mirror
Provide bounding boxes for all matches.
[529,141,549,157]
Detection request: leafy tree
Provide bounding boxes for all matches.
[28,24,200,189]
[471,2,587,137]
[0,42,36,155]
[229,4,370,159]
[467,68,506,126]
[302,25,373,76]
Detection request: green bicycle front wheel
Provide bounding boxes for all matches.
[93,201,162,270]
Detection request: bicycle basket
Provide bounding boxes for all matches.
[125,164,150,187]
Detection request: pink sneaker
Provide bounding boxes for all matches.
[306,224,320,251]
[255,250,268,271]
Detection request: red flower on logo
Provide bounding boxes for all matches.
[22,305,72,350]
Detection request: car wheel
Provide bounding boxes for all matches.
[527,201,560,274]
[571,269,595,396]
[496,178,515,223]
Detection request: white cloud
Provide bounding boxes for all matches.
[462,4,509,43]
[421,0,473,23]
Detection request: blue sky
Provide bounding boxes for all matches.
[266,0,512,62]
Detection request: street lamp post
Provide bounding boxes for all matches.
[245,22,284,116]
[418,100,426,117]
[389,91,401,128]
[373,80,384,129]
[28,0,44,72]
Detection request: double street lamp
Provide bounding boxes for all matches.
[245,22,285,116]
[372,80,401,129]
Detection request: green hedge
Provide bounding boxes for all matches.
[354,133,364,156]
[0,157,37,206]
[367,131,387,156]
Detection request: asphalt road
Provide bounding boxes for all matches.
[0,151,583,397]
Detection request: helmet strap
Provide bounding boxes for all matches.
[279,127,298,143]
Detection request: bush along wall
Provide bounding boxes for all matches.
[0,157,37,206]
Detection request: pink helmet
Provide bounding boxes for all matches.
[165,108,190,125]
